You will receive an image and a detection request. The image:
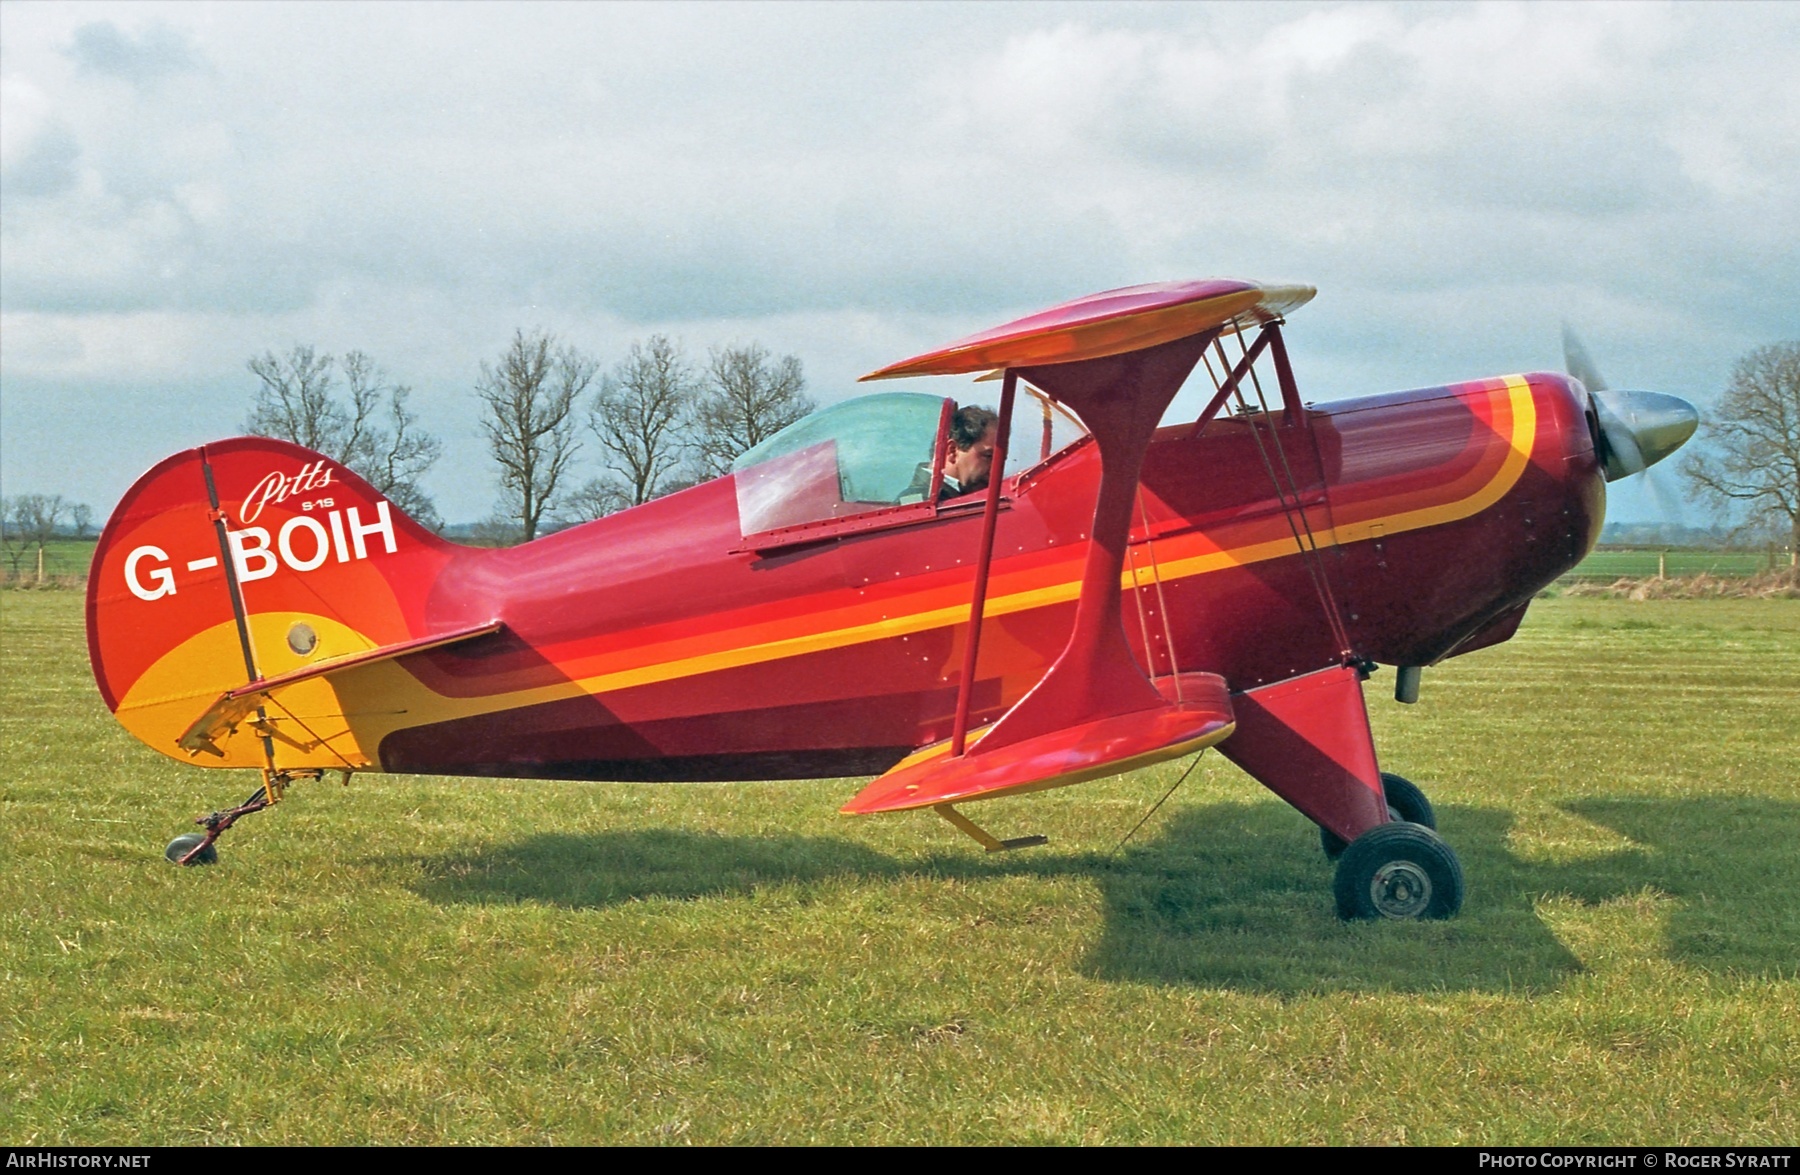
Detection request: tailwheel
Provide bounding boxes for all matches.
[1321,772,1435,859]
[161,768,331,867]
[1333,821,1463,921]
[164,833,218,866]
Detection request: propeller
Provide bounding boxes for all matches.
[1561,325,1699,482]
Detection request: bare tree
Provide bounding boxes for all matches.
[246,345,443,528]
[691,343,815,478]
[2,494,70,581]
[70,503,94,540]
[0,498,32,576]
[476,329,596,542]
[589,335,699,508]
[341,353,444,529]
[1682,341,1800,551]
[557,476,635,526]
[247,345,340,452]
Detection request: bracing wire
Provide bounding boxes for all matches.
[1112,752,1204,855]
[1220,333,1353,656]
[1124,517,1160,688]
[263,694,362,773]
[1135,489,1183,700]
[1235,329,1352,653]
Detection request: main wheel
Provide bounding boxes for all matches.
[165,833,218,866]
[1321,772,1436,859]
[1333,821,1463,920]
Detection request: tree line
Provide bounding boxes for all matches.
[241,333,1798,551]
[243,329,814,542]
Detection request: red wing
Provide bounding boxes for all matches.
[842,673,1234,814]
[861,279,1314,381]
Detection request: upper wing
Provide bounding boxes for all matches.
[860,279,1314,381]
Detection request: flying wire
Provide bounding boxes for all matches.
[1112,751,1203,856]
[1219,333,1353,656]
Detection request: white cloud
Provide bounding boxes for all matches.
[1,1,1795,522]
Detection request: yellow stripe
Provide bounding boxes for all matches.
[1146,376,1537,581]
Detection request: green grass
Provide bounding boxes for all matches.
[3,592,1796,1144]
[1567,549,1772,581]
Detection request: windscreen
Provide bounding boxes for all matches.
[732,392,948,535]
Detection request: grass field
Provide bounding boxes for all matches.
[2,590,1797,1144]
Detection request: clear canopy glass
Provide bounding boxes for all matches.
[732,392,948,536]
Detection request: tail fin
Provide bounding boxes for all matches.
[88,437,463,769]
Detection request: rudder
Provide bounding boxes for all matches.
[88,437,463,769]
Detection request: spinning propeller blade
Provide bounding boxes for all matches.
[1562,325,1699,482]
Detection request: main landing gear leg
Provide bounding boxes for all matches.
[1212,666,1465,920]
[1320,771,1436,859]
[164,769,332,866]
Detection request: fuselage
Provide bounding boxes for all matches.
[359,370,1602,782]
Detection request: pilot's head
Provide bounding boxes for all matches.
[946,405,999,492]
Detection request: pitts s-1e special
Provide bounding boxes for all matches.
[86,280,1698,919]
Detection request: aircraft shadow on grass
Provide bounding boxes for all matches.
[411,797,1800,995]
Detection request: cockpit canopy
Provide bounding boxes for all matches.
[732,392,948,536]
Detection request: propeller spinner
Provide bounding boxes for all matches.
[1562,326,1699,482]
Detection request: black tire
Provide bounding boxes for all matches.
[1333,821,1463,920]
[1321,772,1436,859]
[1378,773,1435,828]
[165,833,218,866]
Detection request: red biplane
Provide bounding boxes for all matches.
[86,279,1698,919]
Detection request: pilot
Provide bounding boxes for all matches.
[907,405,999,501]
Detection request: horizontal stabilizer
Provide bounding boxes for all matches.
[176,620,503,756]
[842,672,1234,815]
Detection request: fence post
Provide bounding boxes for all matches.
[37,545,45,585]
[1657,549,1667,580]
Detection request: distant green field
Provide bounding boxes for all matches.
[3,592,1797,1143]
[1566,548,1772,581]
[1,537,97,581]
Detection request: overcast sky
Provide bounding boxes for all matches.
[3,1,1795,525]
